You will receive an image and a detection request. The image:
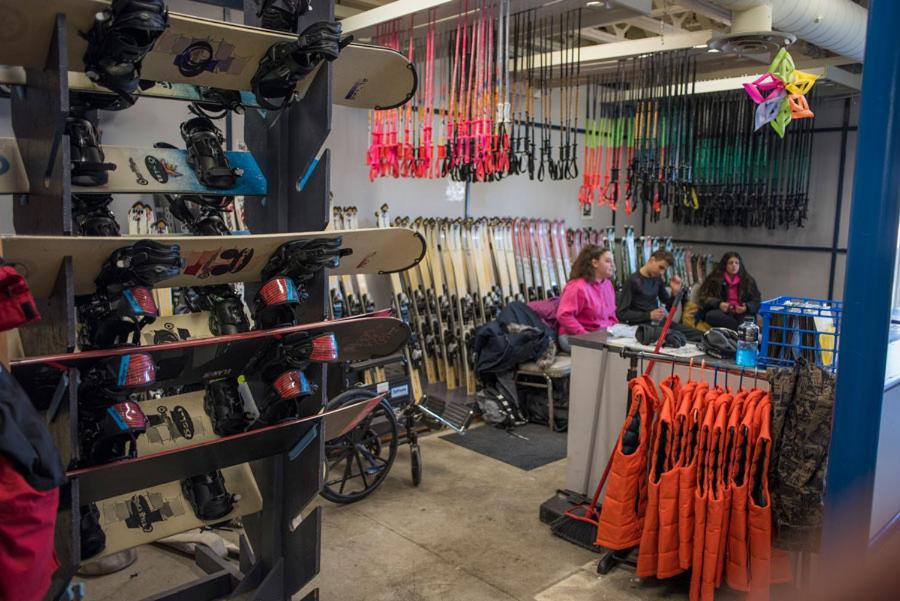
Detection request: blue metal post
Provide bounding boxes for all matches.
[824,0,900,557]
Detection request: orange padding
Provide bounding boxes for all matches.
[596,376,792,601]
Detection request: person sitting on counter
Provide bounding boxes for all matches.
[556,245,618,353]
[616,249,701,341]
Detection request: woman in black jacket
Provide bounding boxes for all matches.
[697,251,762,330]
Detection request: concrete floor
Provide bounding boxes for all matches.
[78,425,716,601]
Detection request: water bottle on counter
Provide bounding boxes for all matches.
[736,317,760,368]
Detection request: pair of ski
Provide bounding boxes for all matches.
[510,218,570,302]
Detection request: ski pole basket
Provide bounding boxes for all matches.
[758,296,843,372]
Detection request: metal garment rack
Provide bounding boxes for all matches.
[593,345,768,577]
[4,5,333,600]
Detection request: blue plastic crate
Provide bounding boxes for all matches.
[758,296,842,372]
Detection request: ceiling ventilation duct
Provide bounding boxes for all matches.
[707,3,795,55]
[705,0,867,62]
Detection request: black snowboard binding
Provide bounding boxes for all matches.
[206,285,252,335]
[80,503,107,560]
[181,470,239,521]
[255,0,311,33]
[94,240,184,293]
[255,368,313,424]
[71,88,140,113]
[79,353,157,404]
[251,21,348,110]
[204,378,255,436]
[77,287,159,349]
[165,193,232,236]
[80,400,148,466]
[261,237,352,284]
[73,193,121,236]
[180,115,241,189]
[192,88,245,119]
[253,276,309,329]
[67,114,116,186]
[248,331,337,382]
[80,0,169,105]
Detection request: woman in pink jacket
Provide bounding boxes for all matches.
[556,244,617,353]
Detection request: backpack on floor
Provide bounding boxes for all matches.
[476,386,526,429]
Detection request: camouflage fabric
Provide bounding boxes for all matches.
[769,359,836,552]
[767,365,798,465]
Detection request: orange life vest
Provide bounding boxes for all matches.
[637,377,683,578]
[595,376,658,550]
[747,397,773,601]
[689,392,717,601]
[678,381,710,570]
[697,393,733,601]
[724,389,765,591]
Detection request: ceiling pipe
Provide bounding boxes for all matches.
[705,0,867,62]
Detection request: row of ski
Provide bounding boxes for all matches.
[334,208,718,397]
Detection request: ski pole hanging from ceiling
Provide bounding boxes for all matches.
[577,49,815,230]
[364,1,582,184]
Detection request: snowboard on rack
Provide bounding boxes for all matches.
[136,386,386,456]
[0,137,28,193]
[89,462,262,560]
[81,391,382,558]
[73,144,267,196]
[0,2,415,109]
[13,314,409,389]
[0,137,267,195]
[1,228,426,298]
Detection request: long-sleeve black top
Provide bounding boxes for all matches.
[616,272,672,325]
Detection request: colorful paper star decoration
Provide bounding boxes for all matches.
[743,48,816,137]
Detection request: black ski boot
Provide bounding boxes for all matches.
[180,115,241,189]
[73,193,121,236]
[67,114,116,186]
[251,21,348,110]
[77,287,159,349]
[80,0,169,104]
[80,401,148,466]
[181,470,238,521]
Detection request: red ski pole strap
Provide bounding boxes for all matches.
[0,262,41,332]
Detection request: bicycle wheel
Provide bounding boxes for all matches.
[320,389,398,504]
